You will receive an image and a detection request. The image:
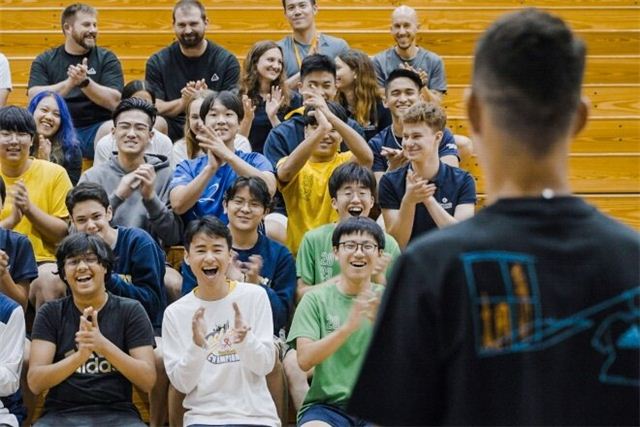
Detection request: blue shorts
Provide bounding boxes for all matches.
[298,403,372,427]
[75,121,105,159]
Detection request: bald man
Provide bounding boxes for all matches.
[372,6,447,96]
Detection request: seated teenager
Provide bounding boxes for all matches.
[380,102,476,248]
[287,216,383,426]
[28,233,156,427]
[277,101,373,256]
[0,106,71,310]
[239,40,302,154]
[0,291,26,427]
[80,97,183,247]
[169,91,275,225]
[162,216,279,427]
[27,91,83,185]
[93,80,173,166]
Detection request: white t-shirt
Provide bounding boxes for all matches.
[0,54,12,91]
[93,131,174,167]
[162,283,279,427]
[172,134,252,168]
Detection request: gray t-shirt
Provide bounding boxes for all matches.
[373,46,447,93]
[278,33,349,78]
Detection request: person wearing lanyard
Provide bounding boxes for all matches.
[278,0,349,90]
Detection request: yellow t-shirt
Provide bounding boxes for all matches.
[1,159,72,262]
[278,152,353,256]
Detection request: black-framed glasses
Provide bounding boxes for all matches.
[338,241,378,254]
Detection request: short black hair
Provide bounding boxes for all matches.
[332,216,385,250]
[173,0,207,23]
[200,91,244,123]
[281,0,316,9]
[303,102,348,127]
[184,216,232,251]
[112,97,157,128]
[385,68,424,92]
[472,8,586,156]
[0,106,37,137]
[300,54,336,81]
[0,176,6,205]
[122,80,156,104]
[56,233,115,283]
[224,176,272,211]
[328,162,376,199]
[66,182,110,215]
[61,3,96,30]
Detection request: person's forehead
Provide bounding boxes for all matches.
[115,109,150,124]
[302,71,335,84]
[391,10,417,25]
[72,200,106,215]
[191,232,228,247]
[387,77,419,92]
[37,96,59,109]
[403,122,432,133]
[339,231,376,243]
[174,6,204,23]
[339,182,370,191]
[285,0,313,7]
[73,11,97,24]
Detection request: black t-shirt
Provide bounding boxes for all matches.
[145,40,240,141]
[349,197,640,426]
[31,293,155,416]
[28,46,124,128]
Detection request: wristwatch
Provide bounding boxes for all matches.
[78,78,91,88]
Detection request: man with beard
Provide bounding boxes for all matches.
[145,0,240,142]
[28,3,124,160]
[372,6,447,97]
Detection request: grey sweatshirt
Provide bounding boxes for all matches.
[80,154,183,246]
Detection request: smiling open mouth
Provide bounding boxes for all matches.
[348,207,363,216]
[202,267,219,278]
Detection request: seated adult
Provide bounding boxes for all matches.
[162,217,279,427]
[173,91,251,168]
[287,216,383,426]
[27,92,83,185]
[380,102,476,248]
[369,69,459,182]
[372,6,447,97]
[239,40,302,153]
[93,80,173,166]
[0,107,71,310]
[0,291,25,427]
[336,49,392,141]
[278,0,349,89]
[80,97,182,247]
[27,3,123,159]
[169,91,275,224]
[28,233,155,427]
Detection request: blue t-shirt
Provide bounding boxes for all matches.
[378,162,477,242]
[369,125,459,172]
[181,233,296,334]
[169,152,274,223]
[0,228,38,285]
[108,226,167,332]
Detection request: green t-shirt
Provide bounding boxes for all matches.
[296,222,402,285]
[287,282,382,419]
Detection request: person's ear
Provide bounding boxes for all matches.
[330,197,338,211]
[466,87,481,137]
[106,206,113,222]
[183,248,190,266]
[571,96,589,137]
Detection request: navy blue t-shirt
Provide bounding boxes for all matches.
[181,233,296,334]
[0,228,38,286]
[378,162,476,242]
[369,125,459,172]
[248,92,303,154]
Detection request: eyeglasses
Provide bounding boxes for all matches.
[0,130,32,141]
[229,197,264,211]
[338,241,378,254]
[115,122,150,133]
[65,254,100,268]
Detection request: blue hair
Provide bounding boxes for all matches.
[27,91,79,164]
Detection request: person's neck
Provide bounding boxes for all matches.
[117,153,145,172]
[412,155,440,181]
[1,158,31,178]
[196,277,230,301]
[73,290,108,312]
[231,228,259,250]
[337,275,370,296]
[391,118,403,137]
[342,88,355,108]
[100,227,118,248]
[259,79,272,96]
[394,44,418,60]
[64,40,90,56]
[293,25,317,45]
[179,40,208,58]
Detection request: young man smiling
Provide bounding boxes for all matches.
[162,217,279,427]
[287,216,383,426]
[28,233,155,427]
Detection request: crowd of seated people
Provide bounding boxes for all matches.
[4,1,635,427]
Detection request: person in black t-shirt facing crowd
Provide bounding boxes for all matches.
[27,3,124,160]
[28,233,155,427]
[349,9,640,426]
[145,0,240,142]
